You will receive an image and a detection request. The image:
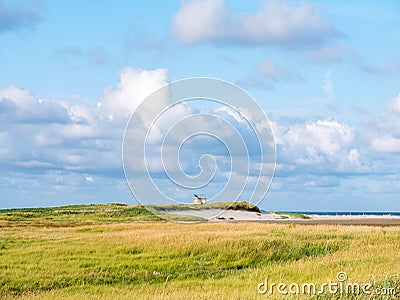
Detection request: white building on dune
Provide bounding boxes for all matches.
[193,194,206,205]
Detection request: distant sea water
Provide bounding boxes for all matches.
[276,211,400,216]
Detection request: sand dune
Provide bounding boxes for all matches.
[170,209,400,225]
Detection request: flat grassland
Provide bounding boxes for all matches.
[0,204,399,299]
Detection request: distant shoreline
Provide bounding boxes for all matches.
[219,218,400,226]
[170,209,400,226]
[273,211,400,216]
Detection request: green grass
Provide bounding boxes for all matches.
[0,203,161,226]
[0,205,399,299]
[274,211,312,219]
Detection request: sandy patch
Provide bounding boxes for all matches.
[167,209,400,225]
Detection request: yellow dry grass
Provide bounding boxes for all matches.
[1,222,399,299]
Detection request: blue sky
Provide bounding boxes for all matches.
[1,0,400,211]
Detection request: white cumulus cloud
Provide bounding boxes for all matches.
[99,67,168,121]
[284,119,354,158]
[271,118,367,176]
[0,85,70,123]
[371,136,400,153]
[172,0,339,48]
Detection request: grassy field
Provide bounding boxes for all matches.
[0,204,399,299]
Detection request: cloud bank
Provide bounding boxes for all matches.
[171,0,339,48]
[1,67,400,209]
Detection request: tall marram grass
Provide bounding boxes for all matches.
[0,219,399,299]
